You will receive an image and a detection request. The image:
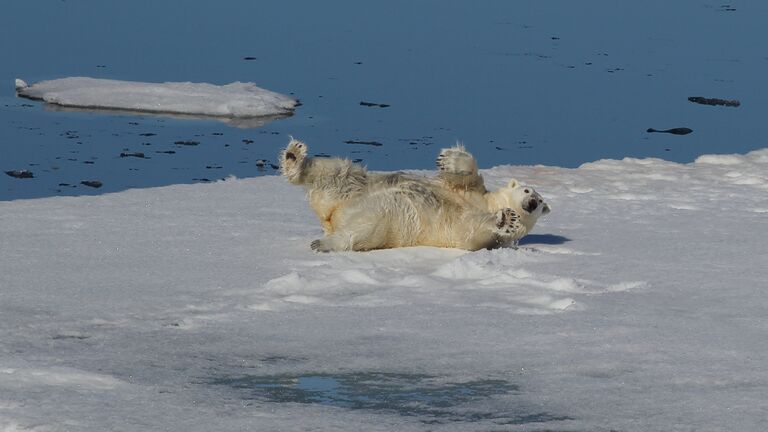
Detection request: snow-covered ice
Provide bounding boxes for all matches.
[14,77,297,124]
[1,149,768,431]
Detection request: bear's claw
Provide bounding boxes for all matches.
[280,139,309,182]
[282,139,307,164]
[310,239,331,253]
[494,208,524,238]
[436,146,475,176]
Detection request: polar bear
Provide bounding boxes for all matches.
[280,138,550,252]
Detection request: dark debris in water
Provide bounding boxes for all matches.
[360,101,390,108]
[688,96,740,107]
[646,127,693,135]
[398,137,435,147]
[344,140,384,147]
[207,371,570,425]
[174,140,200,146]
[80,180,103,188]
[120,152,148,159]
[5,170,34,179]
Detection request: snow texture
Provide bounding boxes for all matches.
[14,77,297,119]
[2,149,768,431]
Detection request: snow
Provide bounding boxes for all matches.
[2,148,768,431]
[14,77,297,122]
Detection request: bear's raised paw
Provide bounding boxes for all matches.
[282,139,307,164]
[280,139,309,183]
[436,145,475,175]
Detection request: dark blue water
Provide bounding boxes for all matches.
[2,0,767,200]
[208,371,570,425]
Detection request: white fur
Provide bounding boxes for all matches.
[281,139,550,252]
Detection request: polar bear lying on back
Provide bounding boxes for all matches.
[280,138,550,252]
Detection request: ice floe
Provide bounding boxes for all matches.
[1,149,768,431]
[15,77,298,126]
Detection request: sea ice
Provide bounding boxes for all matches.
[1,148,768,431]
[14,77,298,122]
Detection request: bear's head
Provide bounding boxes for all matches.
[486,179,551,231]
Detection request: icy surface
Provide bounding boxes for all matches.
[2,149,768,431]
[15,77,297,119]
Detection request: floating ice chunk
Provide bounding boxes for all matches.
[15,76,298,120]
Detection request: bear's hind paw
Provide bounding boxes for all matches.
[281,139,310,182]
[282,139,308,166]
[436,146,475,175]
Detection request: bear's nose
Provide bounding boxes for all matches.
[527,198,538,211]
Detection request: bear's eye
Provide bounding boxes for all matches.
[524,189,530,194]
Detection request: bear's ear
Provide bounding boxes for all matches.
[507,179,519,189]
[542,203,551,215]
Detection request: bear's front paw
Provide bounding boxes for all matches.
[494,208,524,238]
[310,239,332,253]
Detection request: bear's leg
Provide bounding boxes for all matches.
[280,138,309,184]
[459,208,526,250]
[310,212,388,252]
[310,227,388,252]
[311,230,376,252]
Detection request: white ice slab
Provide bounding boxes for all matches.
[1,148,768,431]
[15,76,298,119]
